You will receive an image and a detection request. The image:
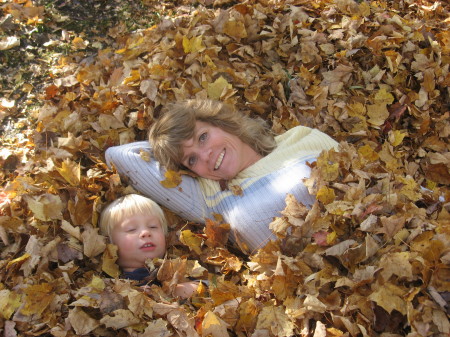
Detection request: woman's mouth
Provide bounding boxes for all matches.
[214,150,225,170]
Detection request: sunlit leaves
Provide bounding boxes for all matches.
[1,0,449,336]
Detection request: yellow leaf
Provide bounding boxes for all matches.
[179,230,203,255]
[21,283,55,316]
[102,244,120,278]
[236,298,259,332]
[26,194,64,221]
[347,102,366,117]
[358,144,379,162]
[397,175,421,202]
[203,54,217,69]
[374,87,395,105]
[384,50,402,73]
[56,158,81,186]
[317,154,339,182]
[202,311,230,337]
[182,35,204,53]
[139,149,151,162]
[326,231,337,245]
[359,1,371,16]
[160,170,182,188]
[72,36,87,50]
[207,76,232,100]
[148,64,167,79]
[123,69,141,85]
[89,275,106,292]
[316,186,335,204]
[0,290,21,320]
[389,130,408,147]
[6,253,30,270]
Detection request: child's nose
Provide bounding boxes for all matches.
[140,229,151,237]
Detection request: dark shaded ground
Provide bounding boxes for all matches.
[0,0,170,139]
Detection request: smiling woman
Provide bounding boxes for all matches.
[179,121,262,180]
[105,99,338,253]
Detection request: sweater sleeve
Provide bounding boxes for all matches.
[105,141,208,223]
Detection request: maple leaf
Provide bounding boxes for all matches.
[81,225,107,258]
[204,218,230,248]
[202,311,230,337]
[256,305,294,337]
[0,290,21,320]
[21,283,55,317]
[25,193,64,221]
[160,170,182,188]
[182,35,205,53]
[180,230,203,255]
[207,76,233,100]
[68,307,100,335]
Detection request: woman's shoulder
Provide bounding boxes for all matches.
[106,141,150,153]
[274,125,330,145]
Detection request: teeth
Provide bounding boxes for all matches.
[215,151,225,170]
[142,243,154,248]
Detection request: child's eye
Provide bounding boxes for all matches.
[126,228,136,232]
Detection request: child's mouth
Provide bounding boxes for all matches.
[141,243,155,250]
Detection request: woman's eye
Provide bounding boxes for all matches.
[188,156,197,167]
[199,132,207,142]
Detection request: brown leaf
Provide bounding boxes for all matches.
[204,218,230,248]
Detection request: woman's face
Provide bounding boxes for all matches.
[181,121,261,180]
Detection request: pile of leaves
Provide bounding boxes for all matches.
[1,0,449,336]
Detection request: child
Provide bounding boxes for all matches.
[99,194,199,298]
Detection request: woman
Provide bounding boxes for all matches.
[105,99,338,253]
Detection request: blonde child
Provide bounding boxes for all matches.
[99,194,198,298]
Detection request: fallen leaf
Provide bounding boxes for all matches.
[160,170,182,188]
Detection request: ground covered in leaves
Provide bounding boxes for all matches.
[1,0,449,336]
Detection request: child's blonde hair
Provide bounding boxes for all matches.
[99,194,168,241]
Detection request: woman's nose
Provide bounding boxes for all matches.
[199,148,212,162]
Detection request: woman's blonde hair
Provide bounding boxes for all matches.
[149,99,277,171]
[99,194,168,242]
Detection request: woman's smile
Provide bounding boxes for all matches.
[214,150,225,170]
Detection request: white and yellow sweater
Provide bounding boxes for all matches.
[105,126,338,253]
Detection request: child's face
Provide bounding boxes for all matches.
[111,213,166,272]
